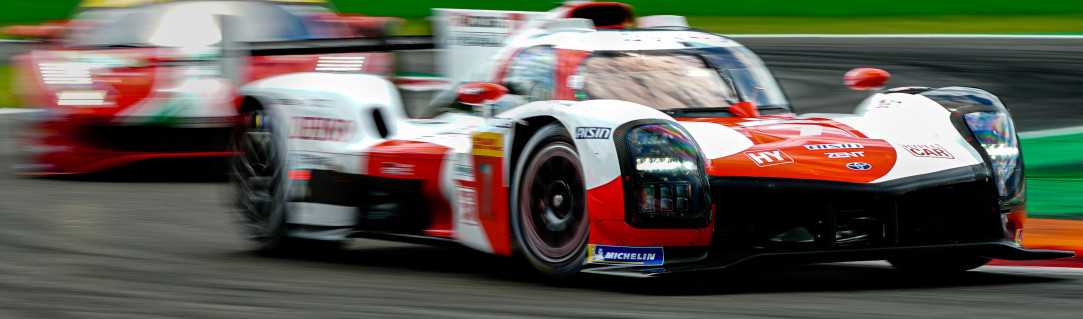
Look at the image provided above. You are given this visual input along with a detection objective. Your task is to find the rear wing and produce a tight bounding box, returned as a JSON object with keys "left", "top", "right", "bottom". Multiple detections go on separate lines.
{"left": 431, "top": 8, "right": 550, "bottom": 83}
{"left": 217, "top": 6, "right": 440, "bottom": 80}
{"left": 241, "top": 36, "right": 436, "bottom": 56}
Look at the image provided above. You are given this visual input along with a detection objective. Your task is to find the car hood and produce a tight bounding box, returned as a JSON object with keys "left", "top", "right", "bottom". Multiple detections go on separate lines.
{"left": 677, "top": 116, "right": 983, "bottom": 183}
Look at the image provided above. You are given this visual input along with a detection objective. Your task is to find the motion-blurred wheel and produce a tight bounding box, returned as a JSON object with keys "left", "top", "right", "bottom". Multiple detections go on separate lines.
{"left": 512, "top": 124, "right": 589, "bottom": 278}
{"left": 229, "top": 110, "right": 339, "bottom": 254}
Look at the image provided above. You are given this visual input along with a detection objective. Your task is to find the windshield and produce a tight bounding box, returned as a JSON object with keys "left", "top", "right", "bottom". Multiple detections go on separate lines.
{"left": 577, "top": 47, "right": 790, "bottom": 114}
{"left": 72, "top": 1, "right": 313, "bottom": 48}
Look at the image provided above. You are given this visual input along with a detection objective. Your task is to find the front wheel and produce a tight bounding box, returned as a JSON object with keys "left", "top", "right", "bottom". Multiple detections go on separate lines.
{"left": 512, "top": 124, "right": 590, "bottom": 278}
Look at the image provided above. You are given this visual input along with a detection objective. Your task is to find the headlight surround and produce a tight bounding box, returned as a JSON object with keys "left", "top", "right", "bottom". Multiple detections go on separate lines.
{"left": 963, "top": 111, "right": 1022, "bottom": 199}
{"left": 617, "top": 122, "right": 711, "bottom": 228}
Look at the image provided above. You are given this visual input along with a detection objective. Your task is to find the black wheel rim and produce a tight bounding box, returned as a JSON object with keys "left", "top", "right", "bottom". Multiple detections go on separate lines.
{"left": 230, "top": 111, "right": 284, "bottom": 240}
{"left": 519, "top": 143, "right": 588, "bottom": 263}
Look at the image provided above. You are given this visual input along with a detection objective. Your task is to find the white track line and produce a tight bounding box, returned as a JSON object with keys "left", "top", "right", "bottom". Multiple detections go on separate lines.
{"left": 728, "top": 34, "right": 1083, "bottom": 39}
{"left": 981, "top": 265, "right": 1083, "bottom": 275}
{"left": 839, "top": 261, "right": 1083, "bottom": 275}
{"left": 0, "top": 109, "right": 38, "bottom": 115}
{"left": 1020, "top": 125, "right": 1083, "bottom": 139}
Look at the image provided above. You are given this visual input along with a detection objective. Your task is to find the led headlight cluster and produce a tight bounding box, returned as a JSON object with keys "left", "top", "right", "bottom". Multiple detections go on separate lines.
{"left": 963, "top": 111, "right": 1022, "bottom": 199}
{"left": 618, "top": 122, "right": 711, "bottom": 228}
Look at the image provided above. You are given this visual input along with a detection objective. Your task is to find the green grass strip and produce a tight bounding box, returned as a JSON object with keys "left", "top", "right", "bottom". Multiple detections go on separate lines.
{"left": 685, "top": 15, "right": 1083, "bottom": 35}
{"left": 1023, "top": 133, "right": 1083, "bottom": 217}
{"left": 0, "top": 65, "right": 20, "bottom": 108}
{"left": 331, "top": 0, "right": 1083, "bottom": 17}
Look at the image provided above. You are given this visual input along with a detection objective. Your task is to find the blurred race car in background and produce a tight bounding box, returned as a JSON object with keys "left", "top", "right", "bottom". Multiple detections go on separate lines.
{"left": 5, "top": 0, "right": 406, "bottom": 174}
{"left": 228, "top": 1, "right": 1072, "bottom": 277}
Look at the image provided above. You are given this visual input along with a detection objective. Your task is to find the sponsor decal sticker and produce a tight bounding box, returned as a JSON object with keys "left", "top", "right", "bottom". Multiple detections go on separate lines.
{"left": 826, "top": 151, "right": 866, "bottom": 159}
{"left": 846, "top": 162, "right": 873, "bottom": 171}
{"left": 902, "top": 144, "right": 954, "bottom": 159}
{"left": 456, "top": 187, "right": 479, "bottom": 226}
{"left": 877, "top": 99, "right": 902, "bottom": 109}
{"left": 289, "top": 116, "right": 354, "bottom": 141}
{"left": 379, "top": 162, "right": 415, "bottom": 176}
{"left": 744, "top": 149, "right": 794, "bottom": 167}
{"left": 292, "top": 153, "right": 343, "bottom": 170}
{"left": 489, "top": 117, "right": 515, "bottom": 129}
{"left": 587, "top": 244, "right": 664, "bottom": 266}
{"left": 472, "top": 132, "right": 504, "bottom": 157}
{"left": 575, "top": 127, "right": 612, "bottom": 139}
{"left": 441, "top": 11, "right": 538, "bottom": 47}
{"left": 452, "top": 163, "right": 474, "bottom": 181}
{"left": 804, "top": 143, "right": 864, "bottom": 150}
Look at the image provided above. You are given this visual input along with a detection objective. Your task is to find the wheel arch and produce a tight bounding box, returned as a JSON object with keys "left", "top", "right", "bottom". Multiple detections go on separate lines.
{"left": 238, "top": 95, "right": 267, "bottom": 113}
{"left": 508, "top": 116, "right": 564, "bottom": 185}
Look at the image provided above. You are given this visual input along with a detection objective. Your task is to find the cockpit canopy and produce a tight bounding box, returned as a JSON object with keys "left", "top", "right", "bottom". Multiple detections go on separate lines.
{"left": 576, "top": 47, "right": 790, "bottom": 115}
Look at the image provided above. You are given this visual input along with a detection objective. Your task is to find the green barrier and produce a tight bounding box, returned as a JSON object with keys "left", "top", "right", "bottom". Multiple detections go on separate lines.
{"left": 333, "top": 0, "right": 1083, "bottom": 17}
{"left": 1023, "top": 132, "right": 1083, "bottom": 217}
{"left": 7, "top": 0, "right": 1083, "bottom": 23}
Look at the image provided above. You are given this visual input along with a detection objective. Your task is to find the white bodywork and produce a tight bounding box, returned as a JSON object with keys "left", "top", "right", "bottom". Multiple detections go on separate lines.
{"left": 235, "top": 5, "right": 995, "bottom": 255}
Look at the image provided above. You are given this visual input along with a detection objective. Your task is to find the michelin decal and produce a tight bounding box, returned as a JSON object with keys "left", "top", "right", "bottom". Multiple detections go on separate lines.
{"left": 587, "top": 244, "right": 664, "bottom": 266}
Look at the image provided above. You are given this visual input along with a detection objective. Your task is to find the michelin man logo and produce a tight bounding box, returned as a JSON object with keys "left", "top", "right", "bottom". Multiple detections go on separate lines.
{"left": 595, "top": 248, "right": 605, "bottom": 261}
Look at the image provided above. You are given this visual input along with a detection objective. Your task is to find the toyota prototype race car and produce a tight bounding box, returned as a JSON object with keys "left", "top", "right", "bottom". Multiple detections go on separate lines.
{"left": 228, "top": 1, "right": 1072, "bottom": 277}
{"left": 6, "top": 0, "right": 409, "bottom": 174}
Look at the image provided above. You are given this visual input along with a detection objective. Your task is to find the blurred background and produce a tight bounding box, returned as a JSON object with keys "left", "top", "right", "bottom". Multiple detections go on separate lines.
{"left": 0, "top": 0, "right": 1081, "bottom": 317}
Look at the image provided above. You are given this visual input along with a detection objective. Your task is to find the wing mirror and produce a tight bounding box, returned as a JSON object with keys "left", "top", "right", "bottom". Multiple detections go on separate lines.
{"left": 844, "top": 68, "right": 891, "bottom": 91}
{"left": 455, "top": 82, "right": 515, "bottom": 117}
{"left": 455, "top": 82, "right": 508, "bottom": 105}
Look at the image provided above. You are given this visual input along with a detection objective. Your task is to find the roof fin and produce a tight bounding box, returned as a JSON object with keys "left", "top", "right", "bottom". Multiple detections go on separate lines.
{"left": 637, "top": 15, "right": 689, "bottom": 29}
{"left": 542, "top": 18, "right": 596, "bottom": 32}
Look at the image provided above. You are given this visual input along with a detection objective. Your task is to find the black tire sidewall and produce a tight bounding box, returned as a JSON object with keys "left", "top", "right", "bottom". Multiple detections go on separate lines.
{"left": 510, "top": 123, "right": 589, "bottom": 278}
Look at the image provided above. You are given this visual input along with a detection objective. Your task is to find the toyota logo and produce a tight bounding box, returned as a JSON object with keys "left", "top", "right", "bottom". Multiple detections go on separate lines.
{"left": 846, "top": 162, "right": 873, "bottom": 171}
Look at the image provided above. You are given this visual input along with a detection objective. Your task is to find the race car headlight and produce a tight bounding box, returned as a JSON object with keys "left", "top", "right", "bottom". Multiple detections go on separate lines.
{"left": 963, "top": 111, "right": 1022, "bottom": 199}
{"left": 617, "top": 122, "right": 711, "bottom": 228}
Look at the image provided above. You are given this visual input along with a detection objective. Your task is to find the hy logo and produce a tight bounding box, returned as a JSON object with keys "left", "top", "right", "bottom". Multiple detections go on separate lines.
{"left": 576, "top": 127, "right": 611, "bottom": 139}
{"left": 744, "top": 149, "right": 795, "bottom": 167}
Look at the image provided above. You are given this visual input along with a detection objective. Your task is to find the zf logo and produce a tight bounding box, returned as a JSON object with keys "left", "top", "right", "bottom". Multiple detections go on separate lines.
{"left": 744, "top": 149, "right": 794, "bottom": 167}
{"left": 575, "top": 127, "right": 612, "bottom": 139}
{"left": 826, "top": 151, "right": 865, "bottom": 158}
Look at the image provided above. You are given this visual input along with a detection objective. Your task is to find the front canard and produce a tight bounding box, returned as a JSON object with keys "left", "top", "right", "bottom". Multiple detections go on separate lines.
{"left": 587, "top": 244, "right": 664, "bottom": 266}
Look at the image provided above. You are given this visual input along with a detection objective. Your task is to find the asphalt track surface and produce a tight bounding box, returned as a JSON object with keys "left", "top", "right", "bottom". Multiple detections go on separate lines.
{"left": 2, "top": 38, "right": 1083, "bottom": 318}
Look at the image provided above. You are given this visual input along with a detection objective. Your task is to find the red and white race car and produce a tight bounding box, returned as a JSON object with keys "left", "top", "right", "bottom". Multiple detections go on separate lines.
{"left": 229, "top": 1, "right": 1071, "bottom": 277}
{"left": 7, "top": 0, "right": 406, "bottom": 174}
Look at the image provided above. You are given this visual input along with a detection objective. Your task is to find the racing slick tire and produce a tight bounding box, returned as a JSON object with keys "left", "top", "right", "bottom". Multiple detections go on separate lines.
{"left": 229, "top": 109, "right": 340, "bottom": 255}
{"left": 889, "top": 255, "right": 991, "bottom": 273}
{"left": 511, "top": 123, "right": 590, "bottom": 278}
